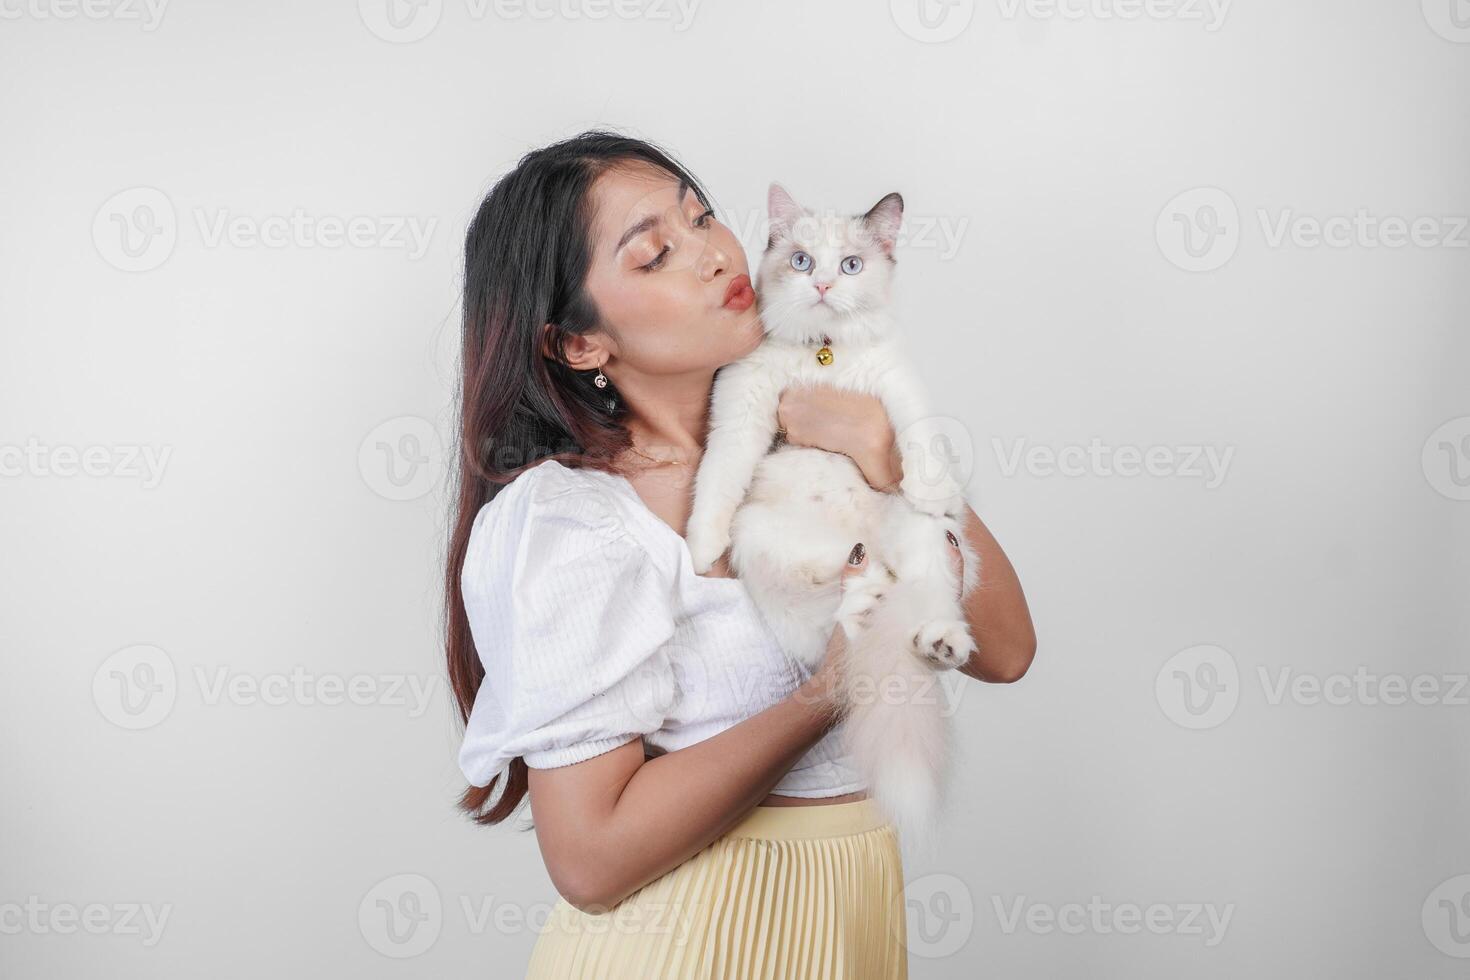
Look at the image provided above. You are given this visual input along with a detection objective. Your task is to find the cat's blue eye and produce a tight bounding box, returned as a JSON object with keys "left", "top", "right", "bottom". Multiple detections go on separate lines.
{"left": 790, "top": 251, "right": 813, "bottom": 273}
{"left": 840, "top": 255, "right": 863, "bottom": 275}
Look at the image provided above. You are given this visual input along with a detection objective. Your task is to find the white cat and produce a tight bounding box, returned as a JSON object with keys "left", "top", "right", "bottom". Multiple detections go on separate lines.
{"left": 685, "top": 183, "right": 982, "bottom": 846}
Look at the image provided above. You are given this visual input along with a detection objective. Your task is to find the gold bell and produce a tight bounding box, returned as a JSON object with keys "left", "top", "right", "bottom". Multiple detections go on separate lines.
{"left": 815, "top": 335, "right": 833, "bottom": 366}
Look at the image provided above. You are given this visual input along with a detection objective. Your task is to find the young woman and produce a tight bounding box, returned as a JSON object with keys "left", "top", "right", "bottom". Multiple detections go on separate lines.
{"left": 445, "top": 130, "right": 1036, "bottom": 978}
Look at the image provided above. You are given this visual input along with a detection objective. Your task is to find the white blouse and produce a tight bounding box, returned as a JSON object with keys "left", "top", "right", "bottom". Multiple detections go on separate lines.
{"left": 457, "top": 458, "right": 863, "bottom": 798}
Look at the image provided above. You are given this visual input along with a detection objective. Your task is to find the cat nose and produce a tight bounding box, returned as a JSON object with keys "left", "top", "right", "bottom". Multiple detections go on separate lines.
{"left": 815, "top": 282, "right": 832, "bottom": 297}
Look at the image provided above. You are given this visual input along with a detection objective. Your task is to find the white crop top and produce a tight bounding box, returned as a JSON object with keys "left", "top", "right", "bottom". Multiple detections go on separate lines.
{"left": 457, "top": 458, "right": 864, "bottom": 798}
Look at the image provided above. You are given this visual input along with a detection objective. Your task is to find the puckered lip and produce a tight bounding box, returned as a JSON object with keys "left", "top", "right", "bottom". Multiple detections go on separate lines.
{"left": 722, "top": 274, "right": 753, "bottom": 307}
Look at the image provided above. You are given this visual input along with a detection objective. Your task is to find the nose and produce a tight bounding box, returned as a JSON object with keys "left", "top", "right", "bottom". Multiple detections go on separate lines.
{"left": 696, "top": 238, "right": 730, "bottom": 283}
{"left": 815, "top": 282, "right": 832, "bottom": 298}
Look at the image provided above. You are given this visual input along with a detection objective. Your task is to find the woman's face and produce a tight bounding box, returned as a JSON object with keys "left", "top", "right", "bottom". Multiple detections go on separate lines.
{"left": 579, "top": 164, "right": 763, "bottom": 378}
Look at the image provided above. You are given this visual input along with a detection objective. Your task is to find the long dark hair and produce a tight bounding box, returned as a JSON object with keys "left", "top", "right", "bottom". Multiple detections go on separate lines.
{"left": 446, "top": 130, "right": 712, "bottom": 826}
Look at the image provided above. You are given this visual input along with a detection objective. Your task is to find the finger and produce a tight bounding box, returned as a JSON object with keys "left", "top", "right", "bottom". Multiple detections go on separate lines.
{"left": 945, "top": 528, "right": 964, "bottom": 598}
{"left": 841, "top": 541, "right": 867, "bottom": 589}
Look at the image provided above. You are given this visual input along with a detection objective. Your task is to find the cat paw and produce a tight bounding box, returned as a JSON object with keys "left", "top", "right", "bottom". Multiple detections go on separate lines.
{"left": 911, "top": 619, "right": 976, "bottom": 671}
{"left": 835, "top": 572, "right": 887, "bottom": 635}
{"left": 685, "top": 524, "right": 730, "bottom": 575}
{"left": 900, "top": 474, "right": 965, "bottom": 518}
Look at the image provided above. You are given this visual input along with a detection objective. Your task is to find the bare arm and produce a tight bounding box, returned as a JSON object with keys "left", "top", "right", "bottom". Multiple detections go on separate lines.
{"left": 858, "top": 436, "right": 1037, "bottom": 683}
{"left": 772, "top": 386, "right": 1038, "bottom": 682}
{"left": 949, "top": 500, "right": 1037, "bottom": 683}
{"left": 526, "top": 551, "right": 867, "bottom": 913}
{"left": 527, "top": 671, "right": 839, "bottom": 912}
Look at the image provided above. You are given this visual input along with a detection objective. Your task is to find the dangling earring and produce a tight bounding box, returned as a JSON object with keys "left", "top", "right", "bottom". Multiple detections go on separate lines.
{"left": 593, "top": 362, "right": 608, "bottom": 389}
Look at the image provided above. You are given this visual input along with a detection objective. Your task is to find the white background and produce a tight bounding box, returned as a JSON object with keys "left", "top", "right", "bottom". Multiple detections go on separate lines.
{"left": 2, "top": 0, "right": 1468, "bottom": 976}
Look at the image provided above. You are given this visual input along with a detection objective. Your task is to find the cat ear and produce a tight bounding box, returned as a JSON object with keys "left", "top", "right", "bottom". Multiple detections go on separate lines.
{"left": 767, "top": 182, "right": 805, "bottom": 241}
{"left": 861, "top": 192, "right": 904, "bottom": 256}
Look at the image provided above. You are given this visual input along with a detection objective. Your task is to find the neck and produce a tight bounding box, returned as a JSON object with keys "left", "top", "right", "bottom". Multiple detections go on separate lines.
{"left": 615, "top": 368, "right": 715, "bottom": 455}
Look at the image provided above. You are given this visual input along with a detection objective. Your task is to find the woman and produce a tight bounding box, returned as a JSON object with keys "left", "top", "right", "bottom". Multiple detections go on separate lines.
{"left": 445, "top": 130, "right": 1036, "bottom": 978}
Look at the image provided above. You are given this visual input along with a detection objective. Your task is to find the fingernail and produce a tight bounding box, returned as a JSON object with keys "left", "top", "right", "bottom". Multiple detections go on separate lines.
{"left": 945, "top": 530, "right": 959, "bottom": 548}
{"left": 848, "top": 542, "right": 866, "bottom": 565}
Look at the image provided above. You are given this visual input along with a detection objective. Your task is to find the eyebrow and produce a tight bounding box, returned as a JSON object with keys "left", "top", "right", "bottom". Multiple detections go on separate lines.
{"left": 614, "top": 177, "right": 692, "bottom": 255}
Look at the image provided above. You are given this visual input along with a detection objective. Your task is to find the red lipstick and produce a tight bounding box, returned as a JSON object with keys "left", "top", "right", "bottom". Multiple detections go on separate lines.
{"left": 722, "top": 274, "right": 755, "bottom": 312}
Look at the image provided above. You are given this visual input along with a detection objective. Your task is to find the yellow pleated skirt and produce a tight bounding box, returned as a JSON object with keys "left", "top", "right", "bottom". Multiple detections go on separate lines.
{"left": 523, "top": 797, "right": 909, "bottom": 979}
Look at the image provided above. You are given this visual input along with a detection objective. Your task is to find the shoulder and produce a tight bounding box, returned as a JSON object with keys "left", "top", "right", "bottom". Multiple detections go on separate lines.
{"left": 473, "top": 457, "right": 615, "bottom": 526}
{"left": 463, "top": 459, "right": 678, "bottom": 591}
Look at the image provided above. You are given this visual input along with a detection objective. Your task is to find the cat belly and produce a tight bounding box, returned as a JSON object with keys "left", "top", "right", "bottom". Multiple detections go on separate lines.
{"left": 728, "top": 446, "right": 888, "bottom": 667}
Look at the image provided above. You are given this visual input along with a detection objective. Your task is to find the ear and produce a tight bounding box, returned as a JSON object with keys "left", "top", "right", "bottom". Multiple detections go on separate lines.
{"left": 540, "top": 323, "right": 608, "bottom": 373}
{"left": 861, "top": 192, "right": 904, "bottom": 257}
{"left": 767, "top": 182, "right": 805, "bottom": 241}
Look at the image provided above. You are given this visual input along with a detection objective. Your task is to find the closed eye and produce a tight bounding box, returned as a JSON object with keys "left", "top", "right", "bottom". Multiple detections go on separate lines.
{"left": 642, "top": 245, "right": 670, "bottom": 271}
{"left": 643, "top": 208, "right": 715, "bottom": 270}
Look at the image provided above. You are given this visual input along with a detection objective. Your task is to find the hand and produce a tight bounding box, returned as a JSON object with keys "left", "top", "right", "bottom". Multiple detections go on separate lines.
{"left": 793, "top": 542, "right": 870, "bottom": 724}
{"left": 945, "top": 527, "right": 965, "bottom": 601}
{"left": 777, "top": 386, "right": 902, "bottom": 492}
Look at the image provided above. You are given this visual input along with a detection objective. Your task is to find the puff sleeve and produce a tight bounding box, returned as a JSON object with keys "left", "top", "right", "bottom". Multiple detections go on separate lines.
{"left": 457, "top": 470, "right": 680, "bottom": 787}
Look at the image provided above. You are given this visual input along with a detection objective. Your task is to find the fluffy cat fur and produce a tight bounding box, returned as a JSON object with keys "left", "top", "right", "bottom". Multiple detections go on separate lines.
{"left": 684, "top": 183, "right": 981, "bottom": 849}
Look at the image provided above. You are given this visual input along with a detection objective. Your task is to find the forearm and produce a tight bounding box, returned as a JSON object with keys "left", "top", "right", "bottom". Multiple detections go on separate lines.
{"left": 579, "top": 677, "right": 841, "bottom": 910}
{"left": 954, "top": 502, "right": 1036, "bottom": 682}
{"left": 853, "top": 437, "right": 1036, "bottom": 682}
